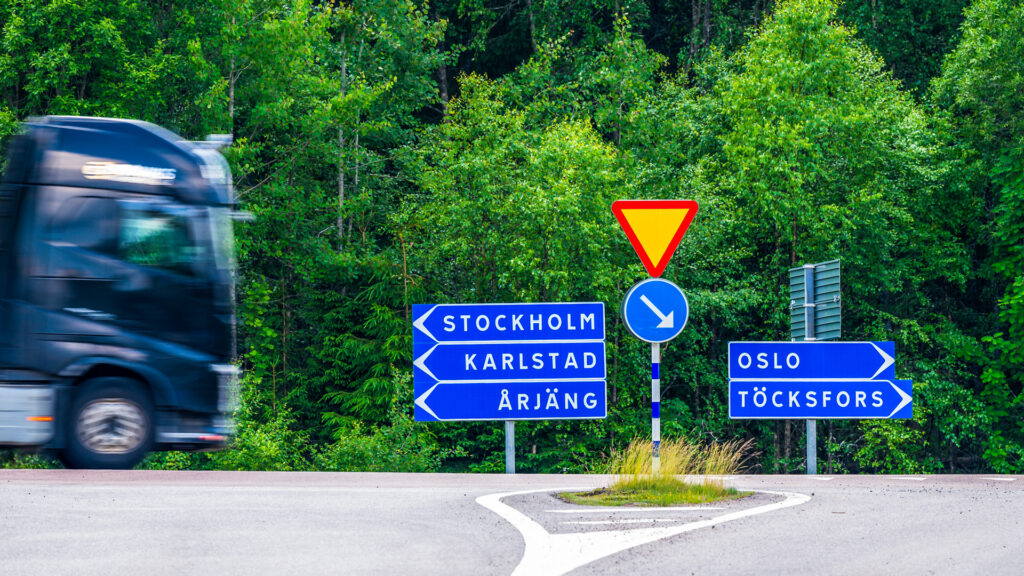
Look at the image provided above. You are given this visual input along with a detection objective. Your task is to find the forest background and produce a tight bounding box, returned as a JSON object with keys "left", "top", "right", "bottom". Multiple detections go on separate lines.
{"left": 0, "top": 0, "right": 1021, "bottom": 474}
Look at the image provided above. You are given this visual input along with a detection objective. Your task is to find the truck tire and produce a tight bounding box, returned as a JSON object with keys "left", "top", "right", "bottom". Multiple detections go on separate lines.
{"left": 58, "top": 378, "right": 154, "bottom": 469}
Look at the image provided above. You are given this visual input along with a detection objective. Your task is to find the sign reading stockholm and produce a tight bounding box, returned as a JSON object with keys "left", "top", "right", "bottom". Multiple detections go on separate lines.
{"left": 413, "top": 303, "right": 606, "bottom": 421}
{"left": 728, "top": 341, "right": 912, "bottom": 420}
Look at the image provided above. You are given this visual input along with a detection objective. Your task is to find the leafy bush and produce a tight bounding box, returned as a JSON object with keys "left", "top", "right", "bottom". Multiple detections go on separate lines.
{"left": 0, "top": 451, "right": 57, "bottom": 469}
{"left": 854, "top": 397, "right": 942, "bottom": 473}
{"left": 314, "top": 410, "right": 450, "bottom": 472}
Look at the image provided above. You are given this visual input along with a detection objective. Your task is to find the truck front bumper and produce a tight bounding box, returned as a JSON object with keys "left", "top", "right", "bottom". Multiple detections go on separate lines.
{"left": 0, "top": 385, "right": 56, "bottom": 446}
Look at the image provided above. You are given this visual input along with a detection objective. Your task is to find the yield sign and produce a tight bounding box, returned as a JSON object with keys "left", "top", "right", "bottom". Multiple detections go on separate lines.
{"left": 612, "top": 199, "right": 699, "bottom": 277}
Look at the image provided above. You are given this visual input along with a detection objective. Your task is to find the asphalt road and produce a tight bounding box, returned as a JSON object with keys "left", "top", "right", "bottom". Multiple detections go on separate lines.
{"left": 1, "top": 471, "right": 1021, "bottom": 575}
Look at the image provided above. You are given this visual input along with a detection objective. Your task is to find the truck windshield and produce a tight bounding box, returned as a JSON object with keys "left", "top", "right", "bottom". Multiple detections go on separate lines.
{"left": 119, "top": 202, "right": 202, "bottom": 276}
{"left": 208, "top": 207, "right": 236, "bottom": 275}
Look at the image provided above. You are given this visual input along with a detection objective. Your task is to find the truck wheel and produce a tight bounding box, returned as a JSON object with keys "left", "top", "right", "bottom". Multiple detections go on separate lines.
{"left": 58, "top": 378, "right": 154, "bottom": 469}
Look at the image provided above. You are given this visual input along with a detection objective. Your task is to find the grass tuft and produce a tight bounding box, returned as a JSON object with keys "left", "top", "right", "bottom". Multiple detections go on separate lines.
{"left": 560, "top": 437, "right": 755, "bottom": 507}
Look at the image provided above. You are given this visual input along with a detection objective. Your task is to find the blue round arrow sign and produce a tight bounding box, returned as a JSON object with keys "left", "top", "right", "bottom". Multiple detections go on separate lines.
{"left": 622, "top": 278, "right": 689, "bottom": 343}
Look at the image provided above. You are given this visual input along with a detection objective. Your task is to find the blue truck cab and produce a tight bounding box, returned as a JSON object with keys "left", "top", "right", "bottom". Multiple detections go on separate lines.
{"left": 0, "top": 116, "right": 239, "bottom": 468}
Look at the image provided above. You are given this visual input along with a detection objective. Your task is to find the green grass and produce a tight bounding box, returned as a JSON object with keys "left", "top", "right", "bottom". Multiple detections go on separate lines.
{"left": 559, "top": 437, "right": 754, "bottom": 507}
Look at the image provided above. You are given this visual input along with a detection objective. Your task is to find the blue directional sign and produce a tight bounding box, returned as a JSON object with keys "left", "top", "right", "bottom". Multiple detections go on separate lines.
{"left": 413, "top": 302, "right": 606, "bottom": 422}
{"left": 413, "top": 303, "right": 604, "bottom": 343}
{"left": 728, "top": 340, "right": 912, "bottom": 420}
{"left": 415, "top": 380, "right": 606, "bottom": 421}
{"left": 729, "top": 341, "right": 896, "bottom": 381}
{"left": 621, "top": 278, "right": 689, "bottom": 343}
{"left": 414, "top": 341, "right": 605, "bottom": 382}
{"left": 729, "top": 379, "right": 913, "bottom": 419}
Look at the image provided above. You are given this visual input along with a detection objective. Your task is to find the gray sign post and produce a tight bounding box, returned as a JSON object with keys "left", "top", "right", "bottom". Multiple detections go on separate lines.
{"left": 505, "top": 421, "right": 515, "bottom": 474}
{"left": 789, "top": 260, "right": 841, "bottom": 475}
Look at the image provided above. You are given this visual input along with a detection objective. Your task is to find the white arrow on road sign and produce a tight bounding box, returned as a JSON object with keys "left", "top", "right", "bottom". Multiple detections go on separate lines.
{"left": 415, "top": 383, "right": 441, "bottom": 420}
{"left": 412, "top": 305, "right": 438, "bottom": 342}
{"left": 887, "top": 380, "right": 912, "bottom": 418}
{"left": 639, "top": 294, "right": 674, "bottom": 329}
{"left": 413, "top": 345, "right": 439, "bottom": 381}
{"left": 869, "top": 342, "right": 895, "bottom": 380}
{"left": 621, "top": 278, "right": 689, "bottom": 343}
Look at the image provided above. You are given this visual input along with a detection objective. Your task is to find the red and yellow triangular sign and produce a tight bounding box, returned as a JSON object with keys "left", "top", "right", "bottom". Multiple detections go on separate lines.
{"left": 612, "top": 199, "right": 699, "bottom": 277}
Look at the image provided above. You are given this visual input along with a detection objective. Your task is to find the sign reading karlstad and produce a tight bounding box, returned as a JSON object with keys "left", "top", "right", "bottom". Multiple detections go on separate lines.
{"left": 413, "top": 303, "right": 606, "bottom": 422}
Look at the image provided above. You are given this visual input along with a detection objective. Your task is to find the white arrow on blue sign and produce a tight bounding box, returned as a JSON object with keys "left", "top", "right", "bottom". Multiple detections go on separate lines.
{"left": 621, "top": 278, "right": 689, "bottom": 343}
{"left": 728, "top": 379, "right": 912, "bottom": 419}
{"left": 412, "top": 302, "right": 607, "bottom": 422}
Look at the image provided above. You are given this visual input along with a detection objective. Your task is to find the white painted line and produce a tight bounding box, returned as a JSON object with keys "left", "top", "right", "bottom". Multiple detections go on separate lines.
{"left": 981, "top": 477, "right": 1016, "bottom": 482}
{"left": 894, "top": 477, "right": 926, "bottom": 481}
{"left": 809, "top": 477, "right": 834, "bottom": 481}
{"left": 564, "top": 519, "right": 675, "bottom": 526}
{"left": 545, "top": 506, "right": 723, "bottom": 514}
{"left": 478, "top": 488, "right": 811, "bottom": 576}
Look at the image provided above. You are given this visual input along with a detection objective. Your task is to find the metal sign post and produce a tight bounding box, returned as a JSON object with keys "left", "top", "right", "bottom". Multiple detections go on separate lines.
{"left": 505, "top": 421, "right": 515, "bottom": 474}
{"left": 803, "top": 265, "right": 817, "bottom": 475}
{"left": 613, "top": 199, "right": 699, "bottom": 477}
{"left": 621, "top": 278, "right": 689, "bottom": 475}
{"left": 790, "top": 260, "right": 841, "bottom": 475}
{"left": 651, "top": 343, "right": 661, "bottom": 474}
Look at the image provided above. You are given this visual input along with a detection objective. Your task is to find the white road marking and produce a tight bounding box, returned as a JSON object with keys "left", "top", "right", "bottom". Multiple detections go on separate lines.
{"left": 894, "top": 477, "right": 926, "bottom": 481}
{"left": 809, "top": 477, "right": 835, "bottom": 481}
{"left": 564, "top": 519, "right": 675, "bottom": 526}
{"left": 545, "top": 506, "right": 723, "bottom": 514}
{"left": 477, "top": 488, "right": 811, "bottom": 576}
{"left": 981, "top": 477, "right": 1016, "bottom": 482}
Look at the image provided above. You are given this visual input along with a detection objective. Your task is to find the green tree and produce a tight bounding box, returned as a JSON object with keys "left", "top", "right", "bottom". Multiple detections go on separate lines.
{"left": 838, "top": 0, "right": 970, "bottom": 93}
{"left": 932, "top": 0, "right": 1024, "bottom": 472}
{"left": 0, "top": 0, "right": 233, "bottom": 135}
{"left": 699, "top": 0, "right": 966, "bottom": 471}
{"left": 404, "top": 74, "right": 640, "bottom": 470}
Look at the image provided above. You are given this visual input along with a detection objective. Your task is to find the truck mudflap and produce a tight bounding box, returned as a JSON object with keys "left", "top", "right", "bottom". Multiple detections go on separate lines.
{"left": 156, "top": 363, "right": 240, "bottom": 451}
{"left": 0, "top": 385, "right": 56, "bottom": 446}
{"left": 155, "top": 408, "right": 234, "bottom": 451}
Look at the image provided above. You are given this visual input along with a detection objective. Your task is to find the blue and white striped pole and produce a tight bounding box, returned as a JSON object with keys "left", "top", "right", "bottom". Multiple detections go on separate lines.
{"left": 652, "top": 342, "right": 661, "bottom": 475}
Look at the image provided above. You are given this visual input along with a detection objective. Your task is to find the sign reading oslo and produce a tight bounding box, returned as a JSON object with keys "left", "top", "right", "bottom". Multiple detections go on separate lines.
{"left": 412, "top": 302, "right": 606, "bottom": 422}
{"left": 621, "top": 278, "right": 689, "bottom": 343}
{"left": 728, "top": 341, "right": 896, "bottom": 381}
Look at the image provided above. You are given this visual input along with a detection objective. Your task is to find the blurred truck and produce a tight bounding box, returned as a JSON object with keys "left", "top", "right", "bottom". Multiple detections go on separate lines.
{"left": 0, "top": 116, "right": 239, "bottom": 468}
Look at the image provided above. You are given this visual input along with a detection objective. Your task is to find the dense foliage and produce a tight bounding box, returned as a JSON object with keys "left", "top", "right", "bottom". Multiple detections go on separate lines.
{"left": 1, "top": 0, "right": 1020, "bottom": 473}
